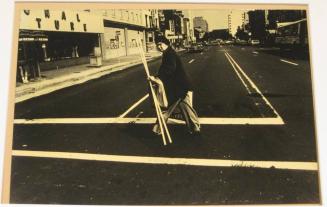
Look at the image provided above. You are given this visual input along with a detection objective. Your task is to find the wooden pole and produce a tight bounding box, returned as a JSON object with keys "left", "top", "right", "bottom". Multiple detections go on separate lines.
{"left": 136, "top": 39, "right": 170, "bottom": 145}
{"left": 137, "top": 39, "right": 173, "bottom": 144}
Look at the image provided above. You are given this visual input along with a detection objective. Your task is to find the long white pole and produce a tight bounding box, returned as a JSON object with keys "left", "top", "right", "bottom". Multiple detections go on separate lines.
{"left": 137, "top": 40, "right": 173, "bottom": 144}
{"left": 136, "top": 39, "right": 170, "bottom": 145}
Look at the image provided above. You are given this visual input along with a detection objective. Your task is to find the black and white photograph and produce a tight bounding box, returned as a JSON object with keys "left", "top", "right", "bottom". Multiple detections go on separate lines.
{"left": 1, "top": 2, "right": 321, "bottom": 205}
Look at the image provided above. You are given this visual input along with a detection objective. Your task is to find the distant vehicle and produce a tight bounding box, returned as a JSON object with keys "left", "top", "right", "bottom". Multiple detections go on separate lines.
{"left": 209, "top": 40, "right": 219, "bottom": 46}
{"left": 249, "top": 39, "right": 260, "bottom": 45}
{"left": 188, "top": 43, "right": 204, "bottom": 52}
{"left": 236, "top": 39, "right": 248, "bottom": 45}
{"left": 202, "top": 41, "right": 209, "bottom": 46}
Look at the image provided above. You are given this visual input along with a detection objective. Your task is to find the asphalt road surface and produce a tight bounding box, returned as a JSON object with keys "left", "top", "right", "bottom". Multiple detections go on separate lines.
{"left": 11, "top": 45, "right": 320, "bottom": 205}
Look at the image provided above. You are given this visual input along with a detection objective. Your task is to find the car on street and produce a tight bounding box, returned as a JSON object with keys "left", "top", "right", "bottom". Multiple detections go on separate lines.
{"left": 235, "top": 39, "right": 248, "bottom": 46}
{"left": 209, "top": 40, "right": 219, "bottom": 46}
{"left": 224, "top": 40, "right": 233, "bottom": 45}
{"left": 188, "top": 43, "right": 204, "bottom": 52}
{"left": 249, "top": 39, "right": 260, "bottom": 46}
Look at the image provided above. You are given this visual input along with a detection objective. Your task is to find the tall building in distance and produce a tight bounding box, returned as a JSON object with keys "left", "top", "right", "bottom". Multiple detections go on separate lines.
{"left": 241, "top": 11, "right": 249, "bottom": 32}
{"left": 248, "top": 10, "right": 266, "bottom": 41}
{"left": 193, "top": 16, "right": 208, "bottom": 32}
{"left": 182, "top": 10, "right": 196, "bottom": 42}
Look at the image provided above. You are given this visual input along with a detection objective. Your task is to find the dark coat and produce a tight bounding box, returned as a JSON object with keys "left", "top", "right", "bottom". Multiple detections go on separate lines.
{"left": 157, "top": 46, "right": 193, "bottom": 105}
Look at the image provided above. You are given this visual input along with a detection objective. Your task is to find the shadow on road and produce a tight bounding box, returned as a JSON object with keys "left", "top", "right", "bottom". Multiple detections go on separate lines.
{"left": 258, "top": 47, "right": 309, "bottom": 61}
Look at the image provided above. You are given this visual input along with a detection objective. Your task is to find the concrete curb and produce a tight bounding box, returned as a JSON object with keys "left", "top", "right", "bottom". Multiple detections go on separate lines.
{"left": 15, "top": 55, "right": 162, "bottom": 103}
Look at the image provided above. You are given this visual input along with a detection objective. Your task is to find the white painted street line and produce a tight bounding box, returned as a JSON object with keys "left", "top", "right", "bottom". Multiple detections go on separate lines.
{"left": 119, "top": 94, "right": 149, "bottom": 118}
{"left": 225, "top": 53, "right": 252, "bottom": 94}
{"left": 280, "top": 59, "right": 299, "bottom": 66}
{"left": 12, "top": 150, "right": 318, "bottom": 171}
{"left": 14, "top": 117, "right": 284, "bottom": 125}
{"left": 225, "top": 52, "right": 284, "bottom": 123}
{"left": 188, "top": 59, "right": 195, "bottom": 63}
{"left": 252, "top": 51, "right": 259, "bottom": 54}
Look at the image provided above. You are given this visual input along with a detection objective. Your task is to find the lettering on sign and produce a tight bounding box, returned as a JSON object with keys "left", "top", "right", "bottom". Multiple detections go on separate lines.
{"left": 24, "top": 10, "right": 30, "bottom": 15}
{"left": 70, "top": 22, "right": 74, "bottom": 31}
{"left": 54, "top": 20, "right": 60, "bottom": 30}
{"left": 44, "top": 10, "right": 50, "bottom": 18}
{"left": 21, "top": 10, "right": 100, "bottom": 33}
{"left": 61, "top": 11, "right": 66, "bottom": 20}
{"left": 35, "top": 18, "right": 42, "bottom": 28}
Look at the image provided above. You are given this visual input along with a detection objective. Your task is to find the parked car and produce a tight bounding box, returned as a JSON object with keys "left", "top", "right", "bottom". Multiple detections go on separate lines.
{"left": 224, "top": 40, "right": 233, "bottom": 45}
{"left": 249, "top": 39, "right": 260, "bottom": 45}
{"left": 209, "top": 40, "right": 219, "bottom": 46}
{"left": 235, "top": 39, "right": 248, "bottom": 45}
{"left": 188, "top": 43, "right": 204, "bottom": 52}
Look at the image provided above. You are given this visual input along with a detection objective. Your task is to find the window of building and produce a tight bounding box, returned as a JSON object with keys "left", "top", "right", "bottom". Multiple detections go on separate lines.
{"left": 149, "top": 16, "right": 153, "bottom": 28}
{"left": 145, "top": 15, "right": 148, "bottom": 27}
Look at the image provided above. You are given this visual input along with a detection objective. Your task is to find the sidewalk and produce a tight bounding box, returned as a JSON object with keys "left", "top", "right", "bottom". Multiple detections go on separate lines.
{"left": 15, "top": 51, "right": 163, "bottom": 103}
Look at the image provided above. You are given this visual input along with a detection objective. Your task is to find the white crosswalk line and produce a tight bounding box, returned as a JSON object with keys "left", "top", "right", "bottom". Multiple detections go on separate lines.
{"left": 14, "top": 117, "right": 284, "bottom": 125}
{"left": 12, "top": 150, "right": 318, "bottom": 171}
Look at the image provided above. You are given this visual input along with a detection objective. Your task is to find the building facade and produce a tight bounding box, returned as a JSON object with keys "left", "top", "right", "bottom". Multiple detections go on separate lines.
{"left": 90, "top": 9, "right": 153, "bottom": 60}
{"left": 193, "top": 16, "right": 208, "bottom": 32}
{"left": 158, "top": 10, "right": 184, "bottom": 48}
{"left": 182, "top": 10, "right": 196, "bottom": 43}
{"left": 18, "top": 9, "right": 104, "bottom": 75}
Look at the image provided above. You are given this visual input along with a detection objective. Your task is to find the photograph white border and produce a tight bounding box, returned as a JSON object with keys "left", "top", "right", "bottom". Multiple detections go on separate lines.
{"left": 1, "top": 0, "right": 326, "bottom": 207}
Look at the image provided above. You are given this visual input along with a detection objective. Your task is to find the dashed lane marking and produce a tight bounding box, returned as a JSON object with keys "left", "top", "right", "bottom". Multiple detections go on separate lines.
{"left": 252, "top": 51, "right": 259, "bottom": 54}
{"left": 280, "top": 59, "right": 299, "bottom": 66}
{"left": 14, "top": 117, "right": 284, "bottom": 125}
{"left": 188, "top": 59, "right": 195, "bottom": 63}
{"left": 12, "top": 150, "right": 318, "bottom": 171}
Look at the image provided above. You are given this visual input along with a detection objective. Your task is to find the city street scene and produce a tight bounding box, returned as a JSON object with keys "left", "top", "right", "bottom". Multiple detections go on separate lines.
{"left": 5, "top": 7, "right": 320, "bottom": 205}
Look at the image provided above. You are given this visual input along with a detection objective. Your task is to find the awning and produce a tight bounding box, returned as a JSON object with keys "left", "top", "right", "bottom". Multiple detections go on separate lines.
{"left": 19, "top": 30, "right": 48, "bottom": 42}
{"left": 277, "top": 19, "right": 306, "bottom": 29}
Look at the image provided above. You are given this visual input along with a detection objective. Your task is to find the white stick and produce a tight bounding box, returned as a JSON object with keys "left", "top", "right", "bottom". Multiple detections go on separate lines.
{"left": 138, "top": 40, "right": 173, "bottom": 144}
{"left": 136, "top": 39, "right": 170, "bottom": 145}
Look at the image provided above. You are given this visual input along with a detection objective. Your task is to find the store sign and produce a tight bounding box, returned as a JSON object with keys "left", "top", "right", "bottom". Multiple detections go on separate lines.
{"left": 20, "top": 10, "right": 104, "bottom": 33}
{"left": 19, "top": 37, "right": 48, "bottom": 42}
{"left": 166, "top": 34, "right": 183, "bottom": 39}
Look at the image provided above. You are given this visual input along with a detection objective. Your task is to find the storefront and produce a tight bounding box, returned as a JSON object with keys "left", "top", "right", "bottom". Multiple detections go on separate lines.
{"left": 103, "top": 27, "right": 126, "bottom": 59}
{"left": 18, "top": 10, "right": 104, "bottom": 75}
{"left": 127, "top": 29, "right": 145, "bottom": 55}
{"left": 17, "top": 30, "right": 48, "bottom": 82}
{"left": 102, "top": 20, "right": 146, "bottom": 60}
